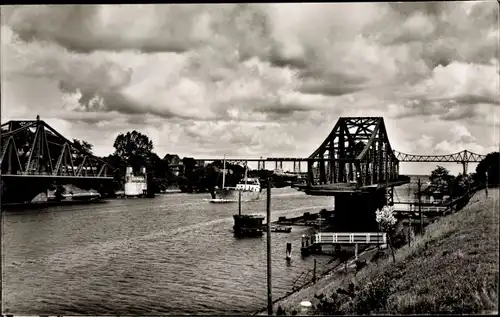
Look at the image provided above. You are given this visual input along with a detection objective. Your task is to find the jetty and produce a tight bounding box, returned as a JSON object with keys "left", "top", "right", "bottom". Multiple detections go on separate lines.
{"left": 300, "top": 232, "right": 387, "bottom": 257}
{"left": 274, "top": 209, "right": 334, "bottom": 227}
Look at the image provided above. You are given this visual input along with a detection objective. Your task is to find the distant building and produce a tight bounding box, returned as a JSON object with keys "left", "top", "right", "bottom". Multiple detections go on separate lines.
{"left": 163, "top": 154, "right": 184, "bottom": 176}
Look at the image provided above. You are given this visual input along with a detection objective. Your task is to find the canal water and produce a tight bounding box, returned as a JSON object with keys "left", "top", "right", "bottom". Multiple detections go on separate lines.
{"left": 3, "top": 178, "right": 428, "bottom": 315}
{"left": 3, "top": 188, "right": 335, "bottom": 315}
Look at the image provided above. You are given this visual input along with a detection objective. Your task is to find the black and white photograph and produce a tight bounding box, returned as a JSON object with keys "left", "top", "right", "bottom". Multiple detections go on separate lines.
{"left": 1, "top": 2, "right": 499, "bottom": 315}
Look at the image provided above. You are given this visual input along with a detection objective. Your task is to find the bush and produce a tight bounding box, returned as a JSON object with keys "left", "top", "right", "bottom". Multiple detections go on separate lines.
{"left": 315, "top": 292, "right": 343, "bottom": 315}
{"left": 351, "top": 276, "right": 391, "bottom": 314}
{"left": 390, "top": 221, "right": 408, "bottom": 248}
{"left": 276, "top": 305, "right": 285, "bottom": 315}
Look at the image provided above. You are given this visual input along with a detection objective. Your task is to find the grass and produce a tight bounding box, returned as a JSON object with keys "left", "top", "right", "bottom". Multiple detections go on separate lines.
{"left": 278, "top": 188, "right": 499, "bottom": 315}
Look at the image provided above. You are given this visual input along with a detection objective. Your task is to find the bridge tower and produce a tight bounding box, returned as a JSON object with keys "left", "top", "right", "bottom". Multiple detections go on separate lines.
{"left": 304, "top": 117, "right": 409, "bottom": 231}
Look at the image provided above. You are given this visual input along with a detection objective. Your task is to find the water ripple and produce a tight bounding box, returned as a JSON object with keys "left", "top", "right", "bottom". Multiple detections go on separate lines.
{"left": 4, "top": 189, "right": 337, "bottom": 314}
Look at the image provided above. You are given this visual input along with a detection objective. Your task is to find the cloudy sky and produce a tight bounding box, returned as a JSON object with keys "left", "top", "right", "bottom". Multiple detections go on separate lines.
{"left": 1, "top": 3, "right": 499, "bottom": 174}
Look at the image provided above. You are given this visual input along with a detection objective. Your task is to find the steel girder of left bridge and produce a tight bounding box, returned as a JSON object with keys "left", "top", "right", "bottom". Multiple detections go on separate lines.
{"left": 307, "top": 117, "right": 403, "bottom": 189}
{"left": 1, "top": 119, "right": 114, "bottom": 204}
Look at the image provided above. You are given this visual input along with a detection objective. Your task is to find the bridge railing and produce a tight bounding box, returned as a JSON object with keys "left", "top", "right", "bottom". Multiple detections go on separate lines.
{"left": 395, "top": 205, "right": 449, "bottom": 214}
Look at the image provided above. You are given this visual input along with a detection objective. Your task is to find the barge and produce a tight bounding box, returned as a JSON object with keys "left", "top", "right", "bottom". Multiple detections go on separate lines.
{"left": 233, "top": 214, "right": 265, "bottom": 237}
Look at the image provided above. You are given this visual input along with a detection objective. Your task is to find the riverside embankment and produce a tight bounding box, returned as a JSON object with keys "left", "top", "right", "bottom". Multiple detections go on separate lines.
{"left": 264, "top": 188, "right": 498, "bottom": 315}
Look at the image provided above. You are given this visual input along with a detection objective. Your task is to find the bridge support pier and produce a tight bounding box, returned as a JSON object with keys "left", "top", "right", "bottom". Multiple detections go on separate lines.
{"left": 332, "top": 189, "right": 387, "bottom": 232}
{"left": 293, "top": 161, "right": 301, "bottom": 173}
{"left": 460, "top": 161, "right": 468, "bottom": 175}
{"left": 258, "top": 160, "right": 266, "bottom": 170}
{"left": 274, "top": 161, "right": 283, "bottom": 170}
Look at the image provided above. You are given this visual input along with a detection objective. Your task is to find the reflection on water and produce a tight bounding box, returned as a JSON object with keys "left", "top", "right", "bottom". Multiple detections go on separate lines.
{"left": 3, "top": 188, "right": 335, "bottom": 315}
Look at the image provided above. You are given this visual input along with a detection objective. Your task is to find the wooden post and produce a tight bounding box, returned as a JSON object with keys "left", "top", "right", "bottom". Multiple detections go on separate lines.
{"left": 449, "top": 180, "right": 454, "bottom": 213}
{"left": 354, "top": 243, "right": 358, "bottom": 261}
{"left": 418, "top": 178, "right": 423, "bottom": 234}
{"left": 266, "top": 178, "right": 272, "bottom": 316}
{"left": 238, "top": 190, "right": 242, "bottom": 216}
{"left": 312, "top": 259, "right": 317, "bottom": 283}
{"left": 388, "top": 234, "right": 396, "bottom": 263}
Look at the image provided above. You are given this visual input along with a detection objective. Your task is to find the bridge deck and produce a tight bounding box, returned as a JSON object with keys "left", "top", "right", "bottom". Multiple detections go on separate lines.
{"left": 1, "top": 174, "right": 113, "bottom": 180}
{"left": 299, "top": 179, "right": 410, "bottom": 195}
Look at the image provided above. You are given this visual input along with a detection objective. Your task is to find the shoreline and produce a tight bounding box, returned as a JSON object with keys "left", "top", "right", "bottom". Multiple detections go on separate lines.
{"left": 257, "top": 188, "right": 497, "bottom": 315}
{"left": 253, "top": 245, "right": 382, "bottom": 315}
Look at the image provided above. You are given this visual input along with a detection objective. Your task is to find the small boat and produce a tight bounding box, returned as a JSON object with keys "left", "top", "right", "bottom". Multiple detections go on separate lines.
{"left": 208, "top": 156, "right": 262, "bottom": 203}
{"left": 271, "top": 226, "right": 292, "bottom": 233}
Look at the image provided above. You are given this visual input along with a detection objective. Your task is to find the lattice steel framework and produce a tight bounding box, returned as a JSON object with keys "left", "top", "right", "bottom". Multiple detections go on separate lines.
{"left": 394, "top": 150, "right": 487, "bottom": 175}
{"left": 394, "top": 150, "right": 486, "bottom": 163}
{"left": 0, "top": 119, "right": 112, "bottom": 177}
{"left": 307, "top": 117, "right": 400, "bottom": 186}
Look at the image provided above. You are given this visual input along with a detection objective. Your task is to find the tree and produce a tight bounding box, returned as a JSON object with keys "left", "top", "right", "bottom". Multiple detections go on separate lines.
{"left": 102, "top": 153, "right": 127, "bottom": 191}
{"left": 451, "top": 173, "right": 471, "bottom": 198}
{"left": 113, "top": 130, "right": 154, "bottom": 170}
{"left": 72, "top": 138, "right": 94, "bottom": 155}
{"left": 475, "top": 152, "right": 499, "bottom": 187}
{"left": 375, "top": 205, "right": 397, "bottom": 263}
{"left": 428, "top": 165, "right": 454, "bottom": 194}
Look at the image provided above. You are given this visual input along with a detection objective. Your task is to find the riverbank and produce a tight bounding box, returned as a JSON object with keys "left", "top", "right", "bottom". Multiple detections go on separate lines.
{"left": 260, "top": 188, "right": 498, "bottom": 315}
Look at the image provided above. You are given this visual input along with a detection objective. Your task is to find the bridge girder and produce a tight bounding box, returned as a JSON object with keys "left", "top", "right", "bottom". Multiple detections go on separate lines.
{"left": 307, "top": 117, "right": 400, "bottom": 186}
{"left": 394, "top": 149, "right": 486, "bottom": 163}
{"left": 0, "top": 119, "right": 113, "bottom": 178}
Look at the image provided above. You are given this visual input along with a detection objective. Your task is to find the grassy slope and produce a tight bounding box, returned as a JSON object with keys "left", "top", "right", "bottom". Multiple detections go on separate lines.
{"left": 281, "top": 189, "right": 498, "bottom": 315}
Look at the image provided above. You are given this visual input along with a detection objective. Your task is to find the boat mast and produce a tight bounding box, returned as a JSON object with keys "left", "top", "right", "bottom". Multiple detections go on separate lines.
{"left": 222, "top": 155, "right": 226, "bottom": 189}
{"left": 244, "top": 163, "right": 248, "bottom": 185}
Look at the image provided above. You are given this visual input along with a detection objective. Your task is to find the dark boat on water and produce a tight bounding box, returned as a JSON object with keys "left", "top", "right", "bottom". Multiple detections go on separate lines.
{"left": 271, "top": 225, "right": 292, "bottom": 233}
{"left": 2, "top": 196, "right": 105, "bottom": 211}
{"left": 233, "top": 214, "right": 265, "bottom": 237}
{"left": 1, "top": 189, "right": 105, "bottom": 211}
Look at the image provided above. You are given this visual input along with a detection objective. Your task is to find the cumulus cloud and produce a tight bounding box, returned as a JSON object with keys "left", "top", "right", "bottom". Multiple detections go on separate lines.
{"left": 1, "top": 3, "right": 498, "bottom": 171}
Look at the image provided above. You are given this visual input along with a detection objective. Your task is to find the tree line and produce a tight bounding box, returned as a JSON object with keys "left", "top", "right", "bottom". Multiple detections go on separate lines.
{"left": 74, "top": 130, "right": 281, "bottom": 194}
{"left": 425, "top": 151, "right": 499, "bottom": 198}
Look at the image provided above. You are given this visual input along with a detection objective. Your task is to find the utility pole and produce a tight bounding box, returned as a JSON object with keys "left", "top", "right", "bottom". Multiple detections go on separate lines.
{"left": 408, "top": 182, "right": 412, "bottom": 245}
{"left": 238, "top": 190, "right": 242, "bottom": 216}
{"left": 486, "top": 171, "right": 489, "bottom": 198}
{"left": 417, "top": 178, "right": 423, "bottom": 234}
{"left": 266, "top": 178, "right": 273, "bottom": 315}
{"left": 312, "top": 259, "right": 317, "bottom": 284}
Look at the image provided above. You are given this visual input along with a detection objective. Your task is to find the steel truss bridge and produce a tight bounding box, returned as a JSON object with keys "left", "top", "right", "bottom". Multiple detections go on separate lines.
{"left": 197, "top": 119, "right": 486, "bottom": 178}
{"left": 1, "top": 119, "right": 114, "bottom": 204}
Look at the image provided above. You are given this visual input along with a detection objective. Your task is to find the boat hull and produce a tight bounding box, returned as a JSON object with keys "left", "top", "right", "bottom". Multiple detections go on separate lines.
{"left": 213, "top": 188, "right": 261, "bottom": 202}
{"left": 204, "top": 198, "right": 237, "bottom": 204}
{"left": 233, "top": 214, "right": 265, "bottom": 237}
